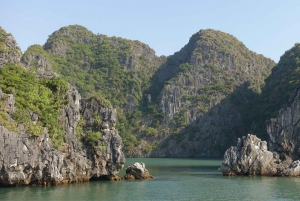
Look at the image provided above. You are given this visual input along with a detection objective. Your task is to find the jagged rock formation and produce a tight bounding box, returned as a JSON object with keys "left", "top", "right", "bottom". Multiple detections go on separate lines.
{"left": 219, "top": 133, "right": 300, "bottom": 177}
{"left": 267, "top": 86, "right": 300, "bottom": 161}
{"left": 0, "top": 86, "right": 125, "bottom": 186}
{"left": 21, "top": 25, "right": 166, "bottom": 155}
{"left": 21, "top": 25, "right": 277, "bottom": 157}
{"left": 219, "top": 134, "right": 279, "bottom": 176}
{"left": 0, "top": 27, "right": 22, "bottom": 68}
{"left": 0, "top": 29, "right": 125, "bottom": 186}
{"left": 80, "top": 97, "right": 125, "bottom": 177}
{"left": 21, "top": 45, "right": 57, "bottom": 78}
{"left": 220, "top": 79, "right": 300, "bottom": 176}
{"left": 124, "top": 162, "right": 153, "bottom": 180}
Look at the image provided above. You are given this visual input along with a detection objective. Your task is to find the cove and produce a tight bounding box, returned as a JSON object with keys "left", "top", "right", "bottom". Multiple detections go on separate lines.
{"left": 1, "top": 158, "right": 300, "bottom": 200}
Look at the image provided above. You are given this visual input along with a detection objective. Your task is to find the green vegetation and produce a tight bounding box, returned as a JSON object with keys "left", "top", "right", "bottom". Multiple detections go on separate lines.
{"left": 32, "top": 25, "right": 160, "bottom": 152}
{"left": 0, "top": 63, "right": 69, "bottom": 147}
{"left": 243, "top": 43, "right": 300, "bottom": 139}
{"left": 144, "top": 127, "right": 158, "bottom": 137}
{"left": 84, "top": 130, "right": 102, "bottom": 146}
{"left": 21, "top": 45, "right": 54, "bottom": 70}
{"left": 15, "top": 25, "right": 278, "bottom": 156}
{"left": 0, "top": 27, "right": 8, "bottom": 52}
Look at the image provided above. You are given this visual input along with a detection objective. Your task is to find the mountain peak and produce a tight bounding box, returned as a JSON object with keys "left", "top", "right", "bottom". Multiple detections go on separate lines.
{"left": 0, "top": 27, "right": 22, "bottom": 67}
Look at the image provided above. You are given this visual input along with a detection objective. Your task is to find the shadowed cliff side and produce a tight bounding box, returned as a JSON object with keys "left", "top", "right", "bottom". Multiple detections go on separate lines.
{"left": 220, "top": 43, "right": 300, "bottom": 176}
{"left": 139, "top": 29, "right": 275, "bottom": 157}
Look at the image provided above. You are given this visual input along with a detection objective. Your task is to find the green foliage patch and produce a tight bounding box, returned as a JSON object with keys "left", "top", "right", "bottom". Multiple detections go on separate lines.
{"left": 0, "top": 63, "right": 69, "bottom": 147}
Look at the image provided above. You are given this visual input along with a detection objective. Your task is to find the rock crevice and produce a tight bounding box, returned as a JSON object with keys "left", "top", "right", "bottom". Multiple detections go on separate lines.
{"left": 0, "top": 87, "right": 125, "bottom": 186}
{"left": 220, "top": 87, "right": 300, "bottom": 176}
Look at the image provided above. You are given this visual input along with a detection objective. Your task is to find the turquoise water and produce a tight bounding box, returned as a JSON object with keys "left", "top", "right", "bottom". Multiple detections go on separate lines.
{"left": 1, "top": 158, "right": 300, "bottom": 200}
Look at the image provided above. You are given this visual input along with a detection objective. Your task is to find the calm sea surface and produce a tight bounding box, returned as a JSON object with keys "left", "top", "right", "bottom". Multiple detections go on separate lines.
{"left": 1, "top": 158, "right": 300, "bottom": 200}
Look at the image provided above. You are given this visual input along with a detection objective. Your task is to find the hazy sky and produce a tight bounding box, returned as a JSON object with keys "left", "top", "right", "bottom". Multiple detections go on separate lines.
{"left": 1, "top": 0, "right": 299, "bottom": 62}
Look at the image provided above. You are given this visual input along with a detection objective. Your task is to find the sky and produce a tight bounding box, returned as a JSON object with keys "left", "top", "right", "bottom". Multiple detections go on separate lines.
{"left": 1, "top": 0, "right": 300, "bottom": 62}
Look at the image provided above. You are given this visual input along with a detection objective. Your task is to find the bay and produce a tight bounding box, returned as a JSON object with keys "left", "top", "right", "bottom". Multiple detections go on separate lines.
{"left": 1, "top": 158, "right": 300, "bottom": 200}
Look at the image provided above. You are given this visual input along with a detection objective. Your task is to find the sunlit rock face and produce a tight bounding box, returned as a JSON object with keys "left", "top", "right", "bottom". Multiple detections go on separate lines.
{"left": 0, "top": 86, "right": 125, "bottom": 186}
{"left": 0, "top": 27, "right": 22, "bottom": 68}
{"left": 219, "top": 134, "right": 279, "bottom": 176}
{"left": 124, "top": 162, "right": 153, "bottom": 180}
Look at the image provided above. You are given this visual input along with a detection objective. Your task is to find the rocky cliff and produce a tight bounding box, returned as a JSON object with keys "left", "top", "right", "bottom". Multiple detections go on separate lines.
{"left": 266, "top": 85, "right": 300, "bottom": 176}
{"left": 21, "top": 45, "right": 57, "bottom": 78}
{"left": 220, "top": 43, "right": 300, "bottom": 176}
{"left": 0, "top": 28, "right": 125, "bottom": 186}
{"left": 219, "top": 133, "right": 300, "bottom": 177}
{"left": 146, "top": 29, "right": 275, "bottom": 157}
{"left": 22, "top": 25, "right": 166, "bottom": 153}
{"left": 0, "top": 27, "right": 22, "bottom": 68}
{"left": 0, "top": 85, "right": 125, "bottom": 186}
{"left": 267, "top": 86, "right": 300, "bottom": 162}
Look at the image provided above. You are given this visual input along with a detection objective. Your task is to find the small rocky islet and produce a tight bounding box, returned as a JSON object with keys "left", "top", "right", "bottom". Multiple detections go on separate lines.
{"left": 124, "top": 162, "right": 153, "bottom": 180}
{"left": 1, "top": 24, "right": 300, "bottom": 187}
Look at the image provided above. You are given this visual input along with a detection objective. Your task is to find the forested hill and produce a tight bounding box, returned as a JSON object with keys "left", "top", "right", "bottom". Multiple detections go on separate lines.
{"left": 0, "top": 27, "right": 126, "bottom": 186}
{"left": 15, "top": 25, "right": 279, "bottom": 157}
{"left": 147, "top": 29, "right": 276, "bottom": 157}
{"left": 22, "top": 25, "right": 165, "bottom": 153}
{"left": 244, "top": 43, "right": 300, "bottom": 139}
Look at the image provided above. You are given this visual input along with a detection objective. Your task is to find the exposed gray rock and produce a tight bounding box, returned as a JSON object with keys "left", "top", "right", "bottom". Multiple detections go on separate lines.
{"left": 0, "top": 27, "right": 22, "bottom": 68}
{"left": 149, "top": 29, "right": 275, "bottom": 158}
{"left": 281, "top": 160, "right": 300, "bottom": 176}
{"left": 22, "top": 49, "right": 57, "bottom": 78}
{"left": 80, "top": 96, "right": 125, "bottom": 177}
{"left": 267, "top": 87, "right": 300, "bottom": 161}
{"left": 0, "top": 86, "right": 125, "bottom": 186}
{"left": 0, "top": 127, "right": 78, "bottom": 186}
{"left": 220, "top": 86, "right": 300, "bottom": 177}
{"left": 124, "top": 162, "right": 153, "bottom": 180}
{"left": 219, "top": 134, "right": 279, "bottom": 176}
{"left": 0, "top": 91, "right": 15, "bottom": 115}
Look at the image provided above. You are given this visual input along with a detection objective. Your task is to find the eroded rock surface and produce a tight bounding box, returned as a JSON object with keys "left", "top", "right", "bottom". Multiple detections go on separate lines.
{"left": 220, "top": 83, "right": 300, "bottom": 177}
{"left": 219, "top": 134, "right": 279, "bottom": 176}
{"left": 0, "top": 87, "right": 125, "bottom": 186}
{"left": 267, "top": 87, "right": 300, "bottom": 161}
{"left": 22, "top": 45, "right": 57, "bottom": 78}
{"left": 124, "top": 162, "right": 153, "bottom": 180}
{"left": 0, "top": 27, "right": 22, "bottom": 68}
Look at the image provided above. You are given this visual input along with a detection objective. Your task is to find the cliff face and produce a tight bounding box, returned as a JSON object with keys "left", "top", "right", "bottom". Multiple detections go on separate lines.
{"left": 220, "top": 88, "right": 300, "bottom": 176}
{"left": 0, "top": 86, "right": 124, "bottom": 186}
{"left": 80, "top": 97, "right": 125, "bottom": 177}
{"left": 158, "top": 30, "right": 274, "bottom": 120}
{"left": 220, "top": 43, "right": 300, "bottom": 177}
{"left": 147, "top": 30, "right": 275, "bottom": 157}
{"left": 22, "top": 25, "right": 166, "bottom": 153}
{"left": 0, "top": 27, "right": 22, "bottom": 68}
{"left": 0, "top": 28, "right": 125, "bottom": 186}
{"left": 21, "top": 45, "right": 57, "bottom": 78}
{"left": 267, "top": 87, "right": 300, "bottom": 161}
